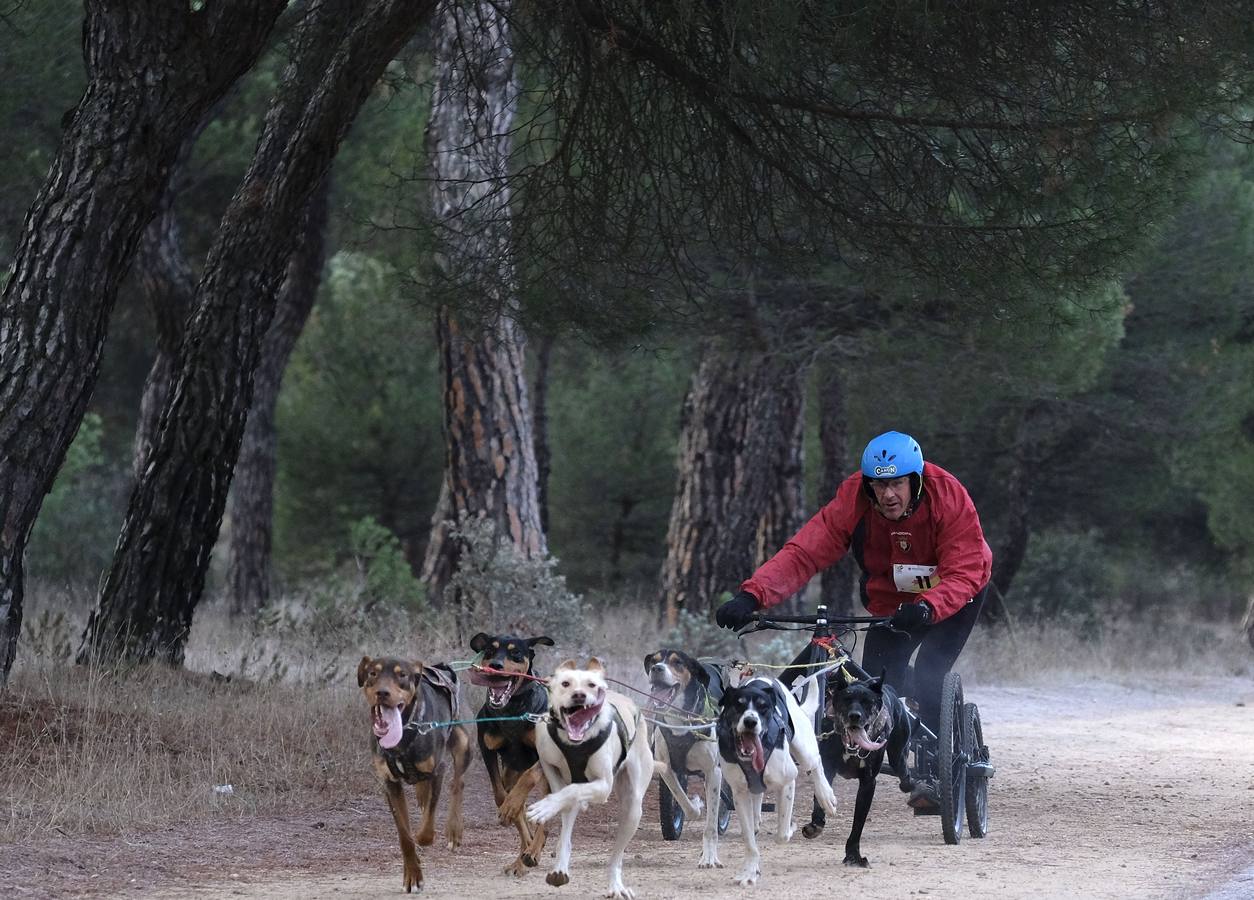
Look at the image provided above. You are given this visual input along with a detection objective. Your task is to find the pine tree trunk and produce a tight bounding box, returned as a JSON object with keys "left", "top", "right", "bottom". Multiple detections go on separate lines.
{"left": 227, "top": 180, "right": 331, "bottom": 618}
{"left": 0, "top": 1, "right": 287, "bottom": 684}
{"left": 817, "top": 360, "right": 857, "bottom": 616}
{"left": 77, "top": 0, "right": 435, "bottom": 666}
{"left": 754, "top": 366, "right": 807, "bottom": 611}
{"left": 659, "top": 346, "right": 807, "bottom": 626}
{"left": 420, "top": 0, "right": 545, "bottom": 604}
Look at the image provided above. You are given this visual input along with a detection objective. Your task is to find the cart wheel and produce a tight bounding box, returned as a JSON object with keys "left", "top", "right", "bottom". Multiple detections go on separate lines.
{"left": 717, "top": 781, "right": 734, "bottom": 835}
{"left": 964, "top": 702, "right": 989, "bottom": 838}
{"left": 659, "top": 774, "right": 687, "bottom": 840}
{"left": 938, "top": 671, "right": 967, "bottom": 845}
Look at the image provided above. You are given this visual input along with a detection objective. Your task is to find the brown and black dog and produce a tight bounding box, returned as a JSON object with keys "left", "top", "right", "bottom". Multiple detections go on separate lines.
{"left": 358, "top": 656, "right": 473, "bottom": 893}
{"left": 468, "top": 632, "right": 554, "bottom": 876}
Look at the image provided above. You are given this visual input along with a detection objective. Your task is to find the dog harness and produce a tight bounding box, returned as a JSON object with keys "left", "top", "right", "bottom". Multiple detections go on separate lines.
{"left": 721, "top": 683, "right": 794, "bottom": 795}
{"left": 549, "top": 705, "right": 636, "bottom": 783}
{"left": 379, "top": 667, "right": 459, "bottom": 783}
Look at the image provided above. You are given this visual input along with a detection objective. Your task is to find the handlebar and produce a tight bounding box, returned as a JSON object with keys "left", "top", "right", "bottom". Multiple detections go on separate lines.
{"left": 734, "top": 605, "right": 896, "bottom": 638}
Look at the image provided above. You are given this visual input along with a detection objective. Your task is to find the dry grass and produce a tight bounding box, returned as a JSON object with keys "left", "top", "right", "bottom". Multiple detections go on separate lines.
{"left": 3, "top": 584, "right": 1250, "bottom": 843}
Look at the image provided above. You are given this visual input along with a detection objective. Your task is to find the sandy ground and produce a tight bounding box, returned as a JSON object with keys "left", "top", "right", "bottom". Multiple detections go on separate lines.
{"left": 6, "top": 673, "right": 1254, "bottom": 900}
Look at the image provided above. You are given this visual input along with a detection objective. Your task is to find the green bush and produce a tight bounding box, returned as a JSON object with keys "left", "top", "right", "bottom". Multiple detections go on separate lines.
{"left": 446, "top": 515, "right": 588, "bottom": 644}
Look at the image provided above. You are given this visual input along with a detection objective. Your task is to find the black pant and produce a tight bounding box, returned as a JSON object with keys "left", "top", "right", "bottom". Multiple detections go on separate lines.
{"left": 860, "top": 586, "right": 987, "bottom": 735}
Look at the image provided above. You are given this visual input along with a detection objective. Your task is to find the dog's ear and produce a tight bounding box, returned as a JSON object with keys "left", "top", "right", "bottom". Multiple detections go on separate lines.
{"left": 556, "top": 658, "right": 579, "bottom": 672}
{"left": 690, "top": 657, "right": 711, "bottom": 689}
{"left": 356, "top": 656, "right": 373, "bottom": 687}
{"left": 643, "top": 651, "right": 662, "bottom": 673}
{"left": 868, "top": 668, "right": 886, "bottom": 692}
{"left": 586, "top": 657, "right": 605, "bottom": 673}
{"left": 469, "top": 632, "right": 492, "bottom": 653}
{"left": 528, "top": 635, "right": 555, "bottom": 648}
{"left": 410, "top": 660, "right": 426, "bottom": 680}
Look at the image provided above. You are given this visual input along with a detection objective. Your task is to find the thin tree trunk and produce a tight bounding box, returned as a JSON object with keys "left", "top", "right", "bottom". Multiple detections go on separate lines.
{"left": 987, "top": 400, "right": 1049, "bottom": 624}
{"left": 0, "top": 1, "right": 286, "bottom": 684}
{"left": 817, "top": 360, "right": 857, "bottom": 616}
{"left": 131, "top": 122, "right": 214, "bottom": 480}
{"left": 78, "top": 0, "right": 435, "bottom": 666}
{"left": 420, "top": 0, "right": 545, "bottom": 604}
{"left": 227, "top": 179, "right": 332, "bottom": 618}
{"left": 659, "top": 345, "right": 806, "bottom": 627}
{"left": 533, "top": 334, "right": 554, "bottom": 535}
{"left": 755, "top": 366, "right": 807, "bottom": 611}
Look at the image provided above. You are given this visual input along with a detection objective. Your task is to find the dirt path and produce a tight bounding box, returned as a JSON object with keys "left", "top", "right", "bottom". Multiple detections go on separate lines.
{"left": 11, "top": 674, "right": 1254, "bottom": 900}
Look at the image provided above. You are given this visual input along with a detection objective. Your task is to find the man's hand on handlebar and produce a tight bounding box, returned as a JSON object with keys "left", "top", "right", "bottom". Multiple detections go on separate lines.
{"left": 715, "top": 591, "right": 759, "bottom": 630}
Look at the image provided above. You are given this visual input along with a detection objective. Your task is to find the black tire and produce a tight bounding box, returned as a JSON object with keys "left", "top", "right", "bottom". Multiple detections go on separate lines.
{"left": 964, "top": 702, "right": 990, "bottom": 838}
{"left": 659, "top": 774, "right": 687, "bottom": 840}
{"left": 938, "top": 671, "right": 967, "bottom": 845}
{"left": 717, "top": 781, "right": 734, "bottom": 835}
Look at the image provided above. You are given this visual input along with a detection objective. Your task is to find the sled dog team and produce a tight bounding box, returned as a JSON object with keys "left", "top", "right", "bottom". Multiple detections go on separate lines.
{"left": 360, "top": 632, "right": 900, "bottom": 897}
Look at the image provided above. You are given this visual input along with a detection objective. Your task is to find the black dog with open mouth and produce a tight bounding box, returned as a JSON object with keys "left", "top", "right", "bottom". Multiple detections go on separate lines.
{"left": 805, "top": 674, "right": 914, "bottom": 867}
{"left": 468, "top": 632, "right": 555, "bottom": 876}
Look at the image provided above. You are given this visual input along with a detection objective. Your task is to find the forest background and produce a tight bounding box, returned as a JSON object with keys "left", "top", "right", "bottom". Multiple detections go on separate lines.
{"left": 4, "top": 0, "right": 1254, "bottom": 683}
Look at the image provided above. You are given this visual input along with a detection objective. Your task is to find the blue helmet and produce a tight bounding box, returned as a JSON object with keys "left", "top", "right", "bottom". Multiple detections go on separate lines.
{"left": 860, "top": 431, "right": 924, "bottom": 480}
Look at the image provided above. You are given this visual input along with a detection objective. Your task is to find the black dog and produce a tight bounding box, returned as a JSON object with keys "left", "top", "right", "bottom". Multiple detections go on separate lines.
{"left": 468, "top": 632, "right": 554, "bottom": 876}
{"left": 804, "top": 674, "right": 914, "bottom": 867}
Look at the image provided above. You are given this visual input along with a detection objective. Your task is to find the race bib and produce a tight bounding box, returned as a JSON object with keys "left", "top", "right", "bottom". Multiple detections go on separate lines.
{"left": 893, "top": 564, "right": 940, "bottom": 593}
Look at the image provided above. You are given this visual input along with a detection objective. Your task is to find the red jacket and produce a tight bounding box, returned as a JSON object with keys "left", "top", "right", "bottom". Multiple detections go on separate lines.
{"left": 741, "top": 462, "right": 992, "bottom": 622}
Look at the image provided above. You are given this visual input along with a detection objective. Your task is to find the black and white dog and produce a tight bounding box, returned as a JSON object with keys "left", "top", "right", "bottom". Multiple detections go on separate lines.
{"left": 644, "top": 648, "right": 726, "bottom": 868}
{"left": 805, "top": 674, "right": 915, "bottom": 867}
{"left": 717, "top": 676, "right": 838, "bottom": 886}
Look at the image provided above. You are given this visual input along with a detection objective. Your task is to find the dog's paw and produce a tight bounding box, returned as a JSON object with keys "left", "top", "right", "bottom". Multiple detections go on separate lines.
{"left": 546, "top": 870, "right": 571, "bottom": 887}
{"left": 843, "top": 853, "right": 869, "bottom": 868}
{"left": 898, "top": 778, "right": 913, "bottom": 793}
{"left": 402, "top": 861, "right": 424, "bottom": 892}
{"left": 498, "top": 794, "right": 526, "bottom": 824}
{"left": 504, "top": 858, "right": 529, "bottom": 878}
{"left": 734, "top": 866, "right": 760, "bottom": 886}
{"left": 776, "top": 823, "right": 794, "bottom": 844}
{"left": 522, "top": 851, "right": 539, "bottom": 868}
{"left": 817, "top": 787, "right": 839, "bottom": 816}
{"left": 687, "top": 794, "right": 705, "bottom": 817}
{"left": 698, "top": 849, "right": 723, "bottom": 869}
{"left": 527, "top": 796, "right": 562, "bottom": 824}
{"left": 801, "top": 822, "right": 824, "bottom": 840}
{"left": 608, "top": 884, "right": 635, "bottom": 900}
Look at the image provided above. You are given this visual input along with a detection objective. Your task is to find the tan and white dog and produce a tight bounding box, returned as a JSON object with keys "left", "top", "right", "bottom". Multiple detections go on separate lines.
{"left": 716, "top": 675, "right": 839, "bottom": 886}
{"left": 526, "top": 658, "right": 652, "bottom": 899}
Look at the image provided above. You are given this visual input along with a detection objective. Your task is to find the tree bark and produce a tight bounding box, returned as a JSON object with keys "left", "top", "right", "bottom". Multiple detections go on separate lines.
{"left": 226, "top": 179, "right": 332, "bottom": 618}
{"left": 817, "top": 360, "right": 857, "bottom": 616}
{"left": 0, "top": 0, "right": 286, "bottom": 684}
{"left": 77, "top": 0, "right": 435, "bottom": 666}
{"left": 420, "top": 0, "right": 545, "bottom": 603}
{"left": 659, "top": 345, "right": 807, "bottom": 626}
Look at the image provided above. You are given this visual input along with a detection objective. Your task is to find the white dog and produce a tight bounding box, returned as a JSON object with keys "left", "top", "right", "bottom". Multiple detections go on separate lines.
{"left": 527, "top": 658, "right": 652, "bottom": 899}
{"left": 715, "top": 675, "right": 839, "bottom": 886}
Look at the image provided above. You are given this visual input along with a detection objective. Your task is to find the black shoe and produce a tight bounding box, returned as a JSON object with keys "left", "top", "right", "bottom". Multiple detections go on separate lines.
{"left": 907, "top": 782, "right": 940, "bottom": 816}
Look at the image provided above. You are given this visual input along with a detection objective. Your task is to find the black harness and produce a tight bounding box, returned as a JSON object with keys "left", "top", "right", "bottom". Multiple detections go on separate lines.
{"left": 548, "top": 705, "right": 633, "bottom": 784}
{"left": 719, "top": 682, "right": 794, "bottom": 795}
{"left": 376, "top": 666, "right": 459, "bottom": 783}
{"left": 654, "top": 665, "right": 724, "bottom": 772}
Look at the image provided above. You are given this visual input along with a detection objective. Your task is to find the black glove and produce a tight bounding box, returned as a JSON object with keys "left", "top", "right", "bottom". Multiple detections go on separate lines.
{"left": 715, "top": 591, "right": 759, "bottom": 630}
{"left": 890, "top": 601, "right": 932, "bottom": 632}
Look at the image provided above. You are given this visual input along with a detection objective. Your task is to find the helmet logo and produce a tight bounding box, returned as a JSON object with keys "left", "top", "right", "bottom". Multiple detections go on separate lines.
{"left": 873, "top": 464, "right": 897, "bottom": 477}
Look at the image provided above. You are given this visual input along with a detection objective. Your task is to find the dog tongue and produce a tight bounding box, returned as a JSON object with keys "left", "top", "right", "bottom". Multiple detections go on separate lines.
{"left": 374, "top": 705, "right": 404, "bottom": 749}
{"left": 738, "top": 733, "right": 766, "bottom": 773}
{"left": 847, "top": 726, "right": 886, "bottom": 752}
{"left": 565, "top": 703, "right": 602, "bottom": 742}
